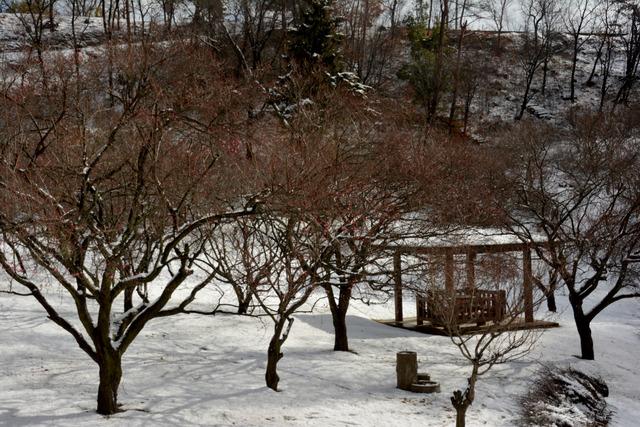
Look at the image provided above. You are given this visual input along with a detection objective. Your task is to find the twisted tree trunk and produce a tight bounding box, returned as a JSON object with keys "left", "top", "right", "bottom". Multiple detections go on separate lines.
{"left": 266, "top": 319, "right": 291, "bottom": 391}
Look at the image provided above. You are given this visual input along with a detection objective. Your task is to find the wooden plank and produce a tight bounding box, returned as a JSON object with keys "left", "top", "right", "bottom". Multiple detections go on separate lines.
{"left": 375, "top": 318, "right": 560, "bottom": 336}
{"left": 393, "top": 251, "right": 403, "bottom": 322}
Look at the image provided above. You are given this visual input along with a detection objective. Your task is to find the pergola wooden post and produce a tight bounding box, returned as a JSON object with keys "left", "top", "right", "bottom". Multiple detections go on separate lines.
{"left": 523, "top": 246, "right": 534, "bottom": 323}
{"left": 444, "top": 250, "right": 454, "bottom": 293}
{"left": 394, "top": 251, "right": 403, "bottom": 323}
{"left": 465, "top": 251, "right": 476, "bottom": 290}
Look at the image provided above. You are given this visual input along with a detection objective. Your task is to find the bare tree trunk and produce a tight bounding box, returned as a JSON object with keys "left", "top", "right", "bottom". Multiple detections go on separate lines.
{"left": 575, "top": 315, "right": 594, "bottom": 360}
{"left": 462, "top": 94, "right": 472, "bottom": 134}
{"left": 516, "top": 72, "right": 535, "bottom": 120}
{"left": 238, "top": 295, "right": 251, "bottom": 315}
{"left": 570, "top": 296, "right": 594, "bottom": 360}
{"left": 324, "top": 281, "right": 353, "bottom": 352}
{"left": 599, "top": 51, "right": 610, "bottom": 112}
{"left": 462, "top": 77, "right": 477, "bottom": 134}
{"left": 390, "top": 0, "right": 398, "bottom": 36}
{"left": 70, "top": 0, "right": 82, "bottom": 95}
{"left": 36, "top": 47, "right": 49, "bottom": 90}
{"left": 570, "top": 36, "right": 579, "bottom": 101}
{"left": 586, "top": 37, "right": 604, "bottom": 86}
{"left": 96, "top": 350, "right": 123, "bottom": 415}
{"left": 451, "top": 363, "right": 478, "bottom": 427}
{"left": 124, "top": 0, "right": 131, "bottom": 39}
{"left": 541, "top": 56, "right": 549, "bottom": 96}
{"left": 131, "top": 0, "right": 137, "bottom": 34}
{"left": 49, "top": 1, "right": 55, "bottom": 32}
{"left": 265, "top": 345, "right": 281, "bottom": 390}
{"left": 546, "top": 289, "right": 557, "bottom": 312}
{"left": 428, "top": 0, "right": 448, "bottom": 121}
{"left": 496, "top": 14, "right": 503, "bottom": 53}
{"left": 448, "top": 23, "right": 466, "bottom": 130}
{"left": 533, "top": 271, "right": 557, "bottom": 312}
{"left": 455, "top": 407, "right": 468, "bottom": 427}
{"left": 614, "top": 7, "right": 639, "bottom": 106}
{"left": 124, "top": 288, "right": 134, "bottom": 312}
{"left": 454, "top": 0, "right": 459, "bottom": 30}
{"left": 332, "top": 305, "right": 349, "bottom": 351}
{"left": 266, "top": 316, "right": 296, "bottom": 391}
{"left": 545, "top": 269, "right": 557, "bottom": 312}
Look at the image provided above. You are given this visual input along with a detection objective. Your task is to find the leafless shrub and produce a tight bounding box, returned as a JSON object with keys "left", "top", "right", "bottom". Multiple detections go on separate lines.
{"left": 520, "top": 365, "right": 611, "bottom": 427}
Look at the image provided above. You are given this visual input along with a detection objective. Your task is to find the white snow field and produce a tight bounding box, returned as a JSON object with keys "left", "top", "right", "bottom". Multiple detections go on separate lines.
{"left": 1, "top": 283, "right": 639, "bottom": 427}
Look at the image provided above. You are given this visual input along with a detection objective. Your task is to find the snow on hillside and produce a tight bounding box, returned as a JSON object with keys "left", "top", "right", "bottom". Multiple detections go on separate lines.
{"left": 0, "top": 9, "right": 634, "bottom": 127}
{"left": 467, "top": 33, "right": 630, "bottom": 132}
{"left": 1, "top": 281, "right": 639, "bottom": 427}
{"left": 0, "top": 13, "right": 106, "bottom": 52}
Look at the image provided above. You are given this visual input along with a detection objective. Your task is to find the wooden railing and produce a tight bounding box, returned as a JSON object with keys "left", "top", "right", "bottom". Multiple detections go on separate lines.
{"left": 420, "top": 289, "right": 506, "bottom": 326}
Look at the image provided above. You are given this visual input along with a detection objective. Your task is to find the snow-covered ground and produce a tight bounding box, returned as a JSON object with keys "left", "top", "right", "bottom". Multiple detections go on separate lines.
{"left": 1, "top": 283, "right": 639, "bottom": 426}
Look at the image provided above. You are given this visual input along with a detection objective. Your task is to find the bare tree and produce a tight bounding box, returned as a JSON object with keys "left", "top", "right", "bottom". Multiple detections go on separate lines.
{"left": 158, "top": 0, "right": 178, "bottom": 31}
{"left": 0, "top": 41, "right": 259, "bottom": 414}
{"left": 202, "top": 213, "right": 324, "bottom": 390}
{"left": 598, "top": 29, "right": 617, "bottom": 111}
{"left": 514, "top": 0, "right": 563, "bottom": 119}
{"left": 506, "top": 113, "right": 640, "bottom": 360}
{"left": 585, "top": 0, "right": 621, "bottom": 111}
{"left": 515, "top": 0, "right": 551, "bottom": 119}
{"left": 248, "top": 215, "right": 324, "bottom": 391}
{"left": 190, "top": 0, "right": 223, "bottom": 28}
{"left": 315, "top": 192, "right": 408, "bottom": 352}
{"left": 563, "top": 0, "right": 597, "bottom": 102}
{"left": 265, "top": 87, "right": 498, "bottom": 352}
{"left": 201, "top": 220, "right": 263, "bottom": 315}
{"left": 447, "top": 0, "right": 470, "bottom": 129}
{"left": 539, "top": 0, "right": 562, "bottom": 96}
{"left": 479, "top": 0, "right": 512, "bottom": 51}
{"left": 431, "top": 0, "right": 449, "bottom": 121}
{"left": 7, "top": 0, "right": 57, "bottom": 86}
{"left": 459, "top": 56, "right": 483, "bottom": 134}
{"left": 614, "top": 1, "right": 640, "bottom": 106}
{"left": 279, "top": 94, "right": 417, "bottom": 353}
{"left": 532, "top": 264, "right": 559, "bottom": 312}
{"left": 426, "top": 252, "right": 542, "bottom": 427}
{"left": 63, "top": 0, "right": 99, "bottom": 15}
{"left": 227, "top": 0, "right": 283, "bottom": 69}
{"left": 339, "top": 0, "right": 405, "bottom": 86}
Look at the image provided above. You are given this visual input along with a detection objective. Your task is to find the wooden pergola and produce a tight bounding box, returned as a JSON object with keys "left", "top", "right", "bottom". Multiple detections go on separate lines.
{"left": 388, "top": 240, "right": 542, "bottom": 327}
